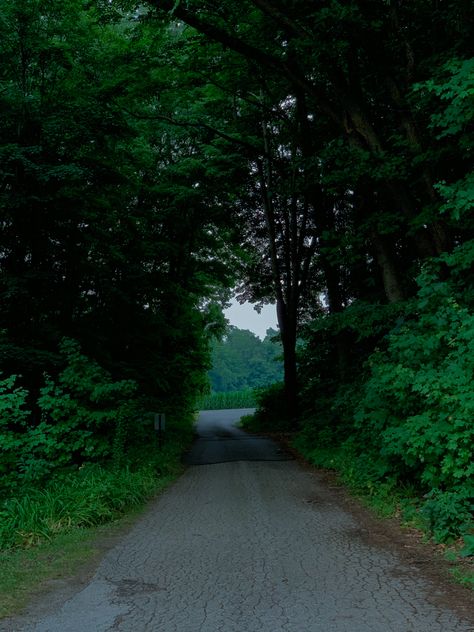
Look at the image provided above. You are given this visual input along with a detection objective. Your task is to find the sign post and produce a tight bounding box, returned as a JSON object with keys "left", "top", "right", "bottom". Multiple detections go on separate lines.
{"left": 154, "top": 413, "right": 166, "bottom": 450}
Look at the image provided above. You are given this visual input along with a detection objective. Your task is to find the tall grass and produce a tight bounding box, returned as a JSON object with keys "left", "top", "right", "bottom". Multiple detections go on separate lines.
{"left": 197, "top": 389, "right": 256, "bottom": 410}
{"left": 0, "top": 464, "right": 168, "bottom": 550}
{"left": 0, "top": 427, "right": 191, "bottom": 552}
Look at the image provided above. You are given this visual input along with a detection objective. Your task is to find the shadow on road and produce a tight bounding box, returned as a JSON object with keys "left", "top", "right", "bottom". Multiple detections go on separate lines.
{"left": 183, "top": 408, "right": 293, "bottom": 465}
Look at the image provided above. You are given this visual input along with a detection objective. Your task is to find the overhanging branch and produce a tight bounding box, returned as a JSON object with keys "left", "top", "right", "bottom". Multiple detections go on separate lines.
{"left": 124, "top": 108, "right": 265, "bottom": 157}
{"left": 150, "top": 0, "right": 341, "bottom": 126}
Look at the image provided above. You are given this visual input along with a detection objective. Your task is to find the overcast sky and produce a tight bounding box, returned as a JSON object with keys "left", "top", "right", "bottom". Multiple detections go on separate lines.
{"left": 223, "top": 299, "right": 278, "bottom": 339}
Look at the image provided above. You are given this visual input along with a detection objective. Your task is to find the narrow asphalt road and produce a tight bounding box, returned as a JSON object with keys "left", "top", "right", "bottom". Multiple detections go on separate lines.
{"left": 4, "top": 409, "right": 473, "bottom": 632}
{"left": 183, "top": 409, "right": 291, "bottom": 465}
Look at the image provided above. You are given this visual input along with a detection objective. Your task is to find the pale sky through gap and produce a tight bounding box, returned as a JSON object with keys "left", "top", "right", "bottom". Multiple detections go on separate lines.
{"left": 223, "top": 299, "right": 278, "bottom": 340}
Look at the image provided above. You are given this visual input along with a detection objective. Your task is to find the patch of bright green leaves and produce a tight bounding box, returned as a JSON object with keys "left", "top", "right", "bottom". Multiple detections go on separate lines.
{"left": 295, "top": 242, "right": 474, "bottom": 546}
{"left": 0, "top": 339, "right": 145, "bottom": 494}
{"left": 0, "top": 338, "right": 194, "bottom": 552}
{"left": 353, "top": 252, "right": 474, "bottom": 541}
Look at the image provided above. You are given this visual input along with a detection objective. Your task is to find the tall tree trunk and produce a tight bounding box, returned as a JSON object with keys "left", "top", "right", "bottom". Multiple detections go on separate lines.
{"left": 276, "top": 297, "right": 298, "bottom": 423}
{"left": 258, "top": 106, "right": 302, "bottom": 426}
{"left": 257, "top": 156, "right": 299, "bottom": 425}
{"left": 370, "top": 230, "right": 405, "bottom": 303}
{"left": 294, "top": 90, "right": 349, "bottom": 377}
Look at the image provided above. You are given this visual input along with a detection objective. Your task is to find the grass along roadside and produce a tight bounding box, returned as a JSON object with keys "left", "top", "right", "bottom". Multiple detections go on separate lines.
{"left": 0, "top": 435, "right": 190, "bottom": 619}
{"left": 0, "top": 510, "right": 140, "bottom": 619}
{"left": 0, "top": 469, "right": 179, "bottom": 619}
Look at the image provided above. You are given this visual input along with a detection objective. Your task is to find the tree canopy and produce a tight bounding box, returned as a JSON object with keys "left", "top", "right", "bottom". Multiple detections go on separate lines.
{"left": 144, "top": 0, "right": 473, "bottom": 418}
{"left": 0, "top": 0, "right": 472, "bottom": 544}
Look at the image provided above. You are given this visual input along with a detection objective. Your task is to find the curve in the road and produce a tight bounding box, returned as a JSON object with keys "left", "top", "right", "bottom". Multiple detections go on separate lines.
{"left": 183, "top": 409, "right": 293, "bottom": 465}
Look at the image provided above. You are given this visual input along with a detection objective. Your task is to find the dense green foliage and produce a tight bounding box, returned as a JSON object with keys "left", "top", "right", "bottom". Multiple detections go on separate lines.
{"left": 199, "top": 326, "right": 282, "bottom": 410}
{"left": 148, "top": 0, "right": 473, "bottom": 402}
{"left": 296, "top": 243, "right": 474, "bottom": 542}
{"left": 0, "top": 0, "right": 235, "bottom": 504}
{"left": 150, "top": 0, "right": 471, "bottom": 545}
{"left": 208, "top": 327, "right": 282, "bottom": 392}
{"left": 240, "top": 382, "right": 288, "bottom": 432}
{"left": 0, "top": 0, "right": 472, "bottom": 554}
{"left": 0, "top": 337, "right": 193, "bottom": 551}
{"left": 0, "top": 339, "right": 143, "bottom": 494}
{"left": 0, "top": 427, "right": 191, "bottom": 550}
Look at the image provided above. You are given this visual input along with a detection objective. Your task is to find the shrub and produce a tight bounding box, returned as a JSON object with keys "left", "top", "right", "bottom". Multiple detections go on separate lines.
{"left": 356, "top": 268, "right": 474, "bottom": 494}
{"left": 240, "top": 383, "right": 293, "bottom": 432}
{"left": 420, "top": 487, "right": 474, "bottom": 542}
{"left": 0, "top": 339, "right": 147, "bottom": 493}
{"left": 0, "top": 375, "right": 31, "bottom": 490}
{"left": 20, "top": 339, "right": 140, "bottom": 481}
{"left": 353, "top": 245, "right": 474, "bottom": 539}
{"left": 294, "top": 241, "right": 474, "bottom": 542}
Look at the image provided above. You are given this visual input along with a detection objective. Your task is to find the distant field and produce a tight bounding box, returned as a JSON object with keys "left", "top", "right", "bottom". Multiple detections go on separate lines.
{"left": 197, "top": 389, "right": 256, "bottom": 410}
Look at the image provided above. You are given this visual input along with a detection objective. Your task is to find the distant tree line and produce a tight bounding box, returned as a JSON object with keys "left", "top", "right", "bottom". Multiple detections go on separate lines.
{"left": 208, "top": 326, "right": 282, "bottom": 392}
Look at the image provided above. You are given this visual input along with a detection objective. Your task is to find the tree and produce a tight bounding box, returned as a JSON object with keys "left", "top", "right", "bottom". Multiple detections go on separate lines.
{"left": 0, "top": 1, "right": 237, "bottom": 459}
{"left": 145, "top": 0, "right": 472, "bottom": 425}
{"left": 209, "top": 326, "right": 282, "bottom": 391}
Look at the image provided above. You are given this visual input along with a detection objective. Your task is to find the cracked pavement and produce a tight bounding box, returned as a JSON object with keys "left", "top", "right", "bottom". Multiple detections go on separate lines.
{"left": 3, "top": 409, "right": 473, "bottom": 632}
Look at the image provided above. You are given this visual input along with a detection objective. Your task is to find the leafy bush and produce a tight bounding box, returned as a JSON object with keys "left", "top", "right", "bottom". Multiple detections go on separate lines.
{"left": 240, "top": 382, "right": 293, "bottom": 432}
{"left": 20, "top": 339, "right": 140, "bottom": 483}
{"left": 0, "top": 339, "right": 147, "bottom": 493}
{"left": 416, "top": 57, "right": 474, "bottom": 229}
{"left": 0, "top": 408, "right": 193, "bottom": 551}
{"left": 294, "top": 242, "right": 474, "bottom": 542}
{"left": 298, "top": 301, "right": 407, "bottom": 444}
{"left": 0, "top": 375, "right": 31, "bottom": 488}
{"left": 356, "top": 269, "right": 474, "bottom": 491}
{"left": 420, "top": 488, "right": 474, "bottom": 543}
{"left": 460, "top": 534, "right": 474, "bottom": 558}
{"left": 352, "top": 247, "right": 474, "bottom": 539}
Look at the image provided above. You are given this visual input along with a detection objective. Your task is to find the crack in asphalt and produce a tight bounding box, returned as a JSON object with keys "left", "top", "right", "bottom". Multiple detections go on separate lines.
{"left": 3, "top": 409, "right": 473, "bottom": 632}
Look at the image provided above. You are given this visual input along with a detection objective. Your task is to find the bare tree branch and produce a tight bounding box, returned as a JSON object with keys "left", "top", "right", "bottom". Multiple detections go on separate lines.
{"left": 123, "top": 108, "right": 265, "bottom": 157}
